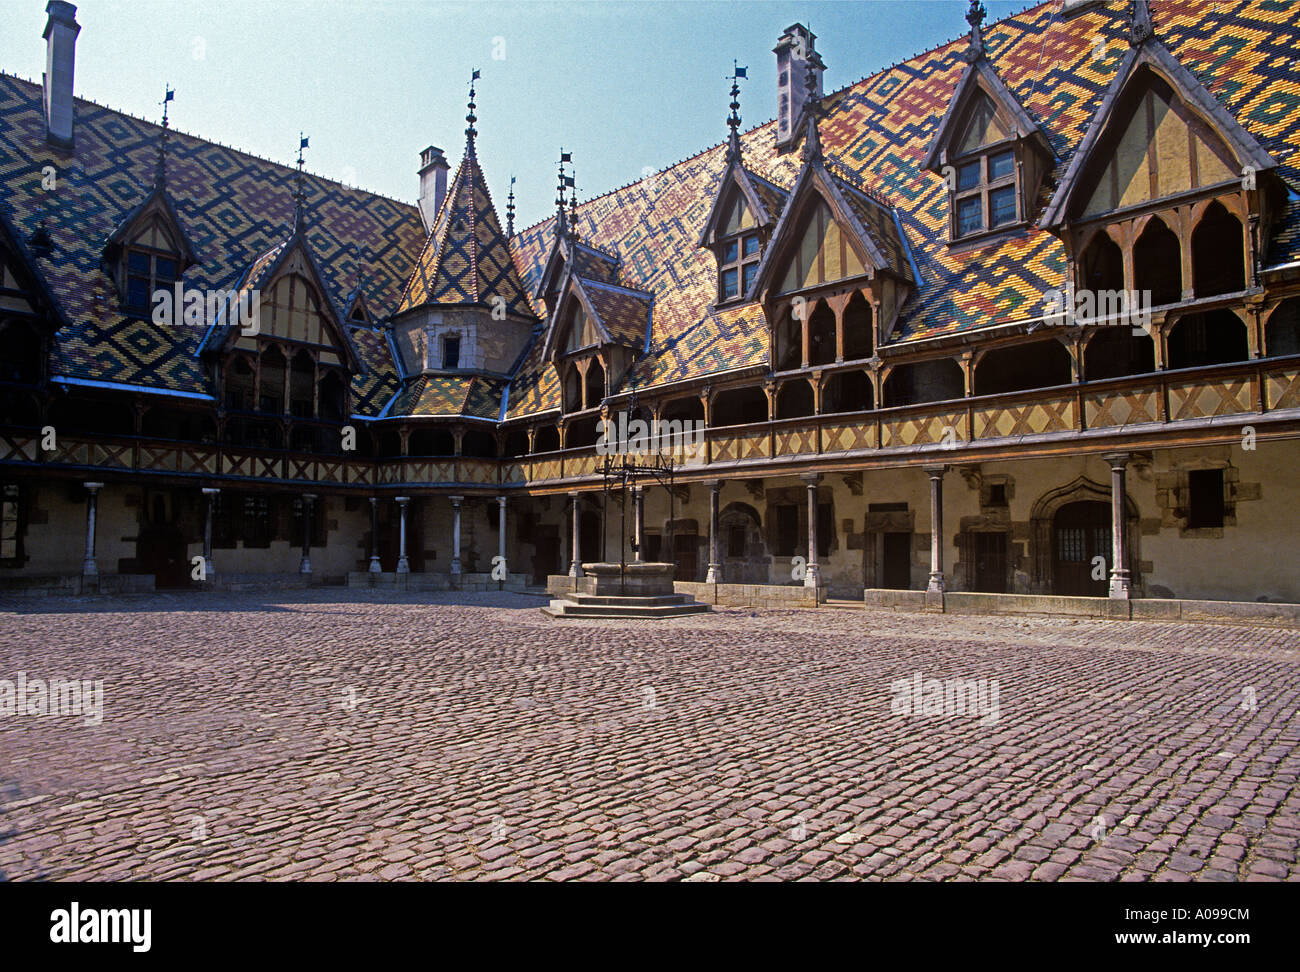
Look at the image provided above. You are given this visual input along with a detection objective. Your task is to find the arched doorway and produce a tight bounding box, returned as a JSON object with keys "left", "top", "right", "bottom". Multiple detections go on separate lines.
{"left": 1051, "top": 501, "right": 1111, "bottom": 597}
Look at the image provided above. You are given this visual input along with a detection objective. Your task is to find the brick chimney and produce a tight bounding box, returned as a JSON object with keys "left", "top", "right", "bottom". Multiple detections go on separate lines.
{"left": 774, "top": 23, "right": 825, "bottom": 151}
{"left": 42, "top": 1, "right": 80, "bottom": 149}
{"left": 418, "top": 146, "right": 449, "bottom": 234}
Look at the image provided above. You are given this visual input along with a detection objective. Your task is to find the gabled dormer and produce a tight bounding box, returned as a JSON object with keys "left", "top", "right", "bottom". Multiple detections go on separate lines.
{"left": 750, "top": 103, "right": 915, "bottom": 365}
{"left": 1040, "top": 0, "right": 1282, "bottom": 311}
{"left": 698, "top": 73, "right": 789, "bottom": 306}
{"left": 923, "top": 1, "right": 1052, "bottom": 243}
{"left": 103, "top": 186, "right": 198, "bottom": 317}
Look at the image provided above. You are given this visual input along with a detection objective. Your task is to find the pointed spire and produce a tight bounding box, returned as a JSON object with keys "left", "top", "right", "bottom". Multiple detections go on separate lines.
{"left": 801, "top": 61, "right": 823, "bottom": 163}
{"left": 1129, "top": 0, "right": 1154, "bottom": 46}
{"left": 963, "top": 0, "right": 987, "bottom": 62}
{"left": 293, "top": 133, "right": 309, "bottom": 234}
{"left": 506, "top": 175, "right": 516, "bottom": 238}
{"left": 726, "top": 61, "right": 747, "bottom": 162}
{"left": 153, "top": 84, "right": 174, "bottom": 190}
{"left": 465, "top": 68, "right": 481, "bottom": 146}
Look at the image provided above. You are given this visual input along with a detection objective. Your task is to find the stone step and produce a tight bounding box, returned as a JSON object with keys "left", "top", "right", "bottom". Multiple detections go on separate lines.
{"left": 542, "top": 599, "right": 711, "bottom": 619}
{"left": 559, "top": 593, "right": 695, "bottom": 607}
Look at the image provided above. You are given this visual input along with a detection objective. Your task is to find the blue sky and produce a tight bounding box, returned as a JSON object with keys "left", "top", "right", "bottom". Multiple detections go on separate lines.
{"left": 0, "top": 0, "right": 1032, "bottom": 229}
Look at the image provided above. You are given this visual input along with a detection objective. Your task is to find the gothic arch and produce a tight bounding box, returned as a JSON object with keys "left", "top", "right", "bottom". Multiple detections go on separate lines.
{"left": 1028, "top": 475, "right": 1140, "bottom": 595}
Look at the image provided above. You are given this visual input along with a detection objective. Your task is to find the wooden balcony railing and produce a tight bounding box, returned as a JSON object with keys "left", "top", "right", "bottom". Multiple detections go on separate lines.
{"left": 4, "top": 356, "right": 1299, "bottom": 490}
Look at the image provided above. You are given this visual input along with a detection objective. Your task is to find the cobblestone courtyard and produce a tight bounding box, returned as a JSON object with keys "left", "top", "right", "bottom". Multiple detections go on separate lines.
{"left": 1, "top": 590, "right": 1297, "bottom": 881}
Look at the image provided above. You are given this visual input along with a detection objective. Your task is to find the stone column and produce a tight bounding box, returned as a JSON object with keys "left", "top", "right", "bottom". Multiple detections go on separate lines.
{"left": 497, "top": 496, "right": 507, "bottom": 583}
{"left": 449, "top": 495, "right": 463, "bottom": 579}
{"left": 925, "top": 466, "right": 946, "bottom": 594}
{"left": 368, "top": 497, "right": 382, "bottom": 573}
{"left": 568, "top": 491, "right": 584, "bottom": 577}
{"left": 395, "top": 496, "right": 411, "bottom": 574}
{"left": 1104, "top": 452, "right": 1132, "bottom": 599}
{"left": 82, "top": 482, "right": 102, "bottom": 580}
{"left": 705, "top": 480, "right": 722, "bottom": 584}
{"left": 201, "top": 487, "right": 219, "bottom": 579}
{"left": 299, "top": 493, "right": 315, "bottom": 574}
{"left": 803, "top": 474, "right": 821, "bottom": 589}
{"left": 632, "top": 485, "right": 644, "bottom": 563}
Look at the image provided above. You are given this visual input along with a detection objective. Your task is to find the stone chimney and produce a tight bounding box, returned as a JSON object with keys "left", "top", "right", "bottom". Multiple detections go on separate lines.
{"left": 42, "top": 1, "right": 80, "bottom": 149}
{"left": 774, "top": 23, "right": 825, "bottom": 151}
{"left": 418, "top": 146, "right": 449, "bottom": 234}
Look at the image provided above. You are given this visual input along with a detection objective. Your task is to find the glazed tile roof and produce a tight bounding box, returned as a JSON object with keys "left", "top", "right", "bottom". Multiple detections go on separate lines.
{"left": 384, "top": 373, "right": 506, "bottom": 421}
{"left": 507, "top": 0, "right": 1300, "bottom": 415}
{"left": 0, "top": 73, "right": 423, "bottom": 413}
{"left": 397, "top": 143, "right": 534, "bottom": 319}
{"left": 580, "top": 278, "right": 652, "bottom": 349}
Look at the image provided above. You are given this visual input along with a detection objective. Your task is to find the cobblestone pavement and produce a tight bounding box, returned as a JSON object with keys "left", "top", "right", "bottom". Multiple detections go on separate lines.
{"left": 1, "top": 590, "right": 1298, "bottom": 882}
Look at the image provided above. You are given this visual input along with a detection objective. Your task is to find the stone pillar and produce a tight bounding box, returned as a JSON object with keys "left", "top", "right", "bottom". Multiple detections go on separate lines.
{"left": 497, "top": 496, "right": 507, "bottom": 582}
{"left": 1104, "top": 453, "right": 1132, "bottom": 599}
{"left": 368, "top": 497, "right": 382, "bottom": 573}
{"left": 705, "top": 480, "right": 722, "bottom": 583}
{"left": 395, "top": 496, "right": 411, "bottom": 574}
{"left": 449, "top": 495, "right": 463, "bottom": 579}
{"left": 925, "top": 466, "right": 946, "bottom": 594}
{"left": 568, "top": 491, "right": 584, "bottom": 577}
{"left": 299, "top": 493, "right": 315, "bottom": 574}
{"left": 803, "top": 474, "right": 821, "bottom": 589}
{"left": 81, "top": 482, "right": 102, "bottom": 580}
{"left": 632, "top": 486, "right": 644, "bottom": 563}
{"left": 201, "top": 487, "right": 219, "bottom": 579}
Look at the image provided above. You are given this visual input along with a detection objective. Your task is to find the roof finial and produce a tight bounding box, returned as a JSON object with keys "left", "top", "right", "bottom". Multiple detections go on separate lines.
{"left": 293, "top": 133, "right": 309, "bottom": 233}
{"left": 555, "top": 149, "right": 573, "bottom": 237}
{"left": 154, "top": 85, "right": 175, "bottom": 189}
{"left": 567, "top": 165, "right": 579, "bottom": 241}
{"left": 801, "top": 60, "right": 822, "bottom": 163}
{"left": 964, "top": 0, "right": 987, "bottom": 62}
{"left": 726, "top": 61, "right": 748, "bottom": 161}
{"left": 1129, "top": 0, "right": 1154, "bottom": 46}
{"left": 506, "top": 175, "right": 516, "bottom": 238}
{"left": 466, "top": 68, "right": 480, "bottom": 145}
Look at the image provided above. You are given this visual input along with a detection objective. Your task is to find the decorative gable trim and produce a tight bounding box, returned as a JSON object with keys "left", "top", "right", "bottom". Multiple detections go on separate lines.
{"left": 103, "top": 185, "right": 199, "bottom": 269}
{"left": 922, "top": 57, "right": 1051, "bottom": 173}
{"left": 1040, "top": 39, "right": 1277, "bottom": 229}
{"left": 696, "top": 158, "right": 783, "bottom": 248}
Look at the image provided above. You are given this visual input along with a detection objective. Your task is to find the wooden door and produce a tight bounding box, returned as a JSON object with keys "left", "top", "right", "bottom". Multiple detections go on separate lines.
{"left": 1053, "top": 501, "right": 1110, "bottom": 597}
{"left": 673, "top": 532, "right": 698, "bottom": 581}
{"left": 882, "top": 532, "right": 911, "bottom": 589}
{"left": 971, "top": 532, "right": 1007, "bottom": 593}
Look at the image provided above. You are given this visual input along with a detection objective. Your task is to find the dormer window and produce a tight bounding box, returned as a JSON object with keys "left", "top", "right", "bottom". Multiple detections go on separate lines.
{"left": 443, "top": 335, "right": 460, "bottom": 369}
{"left": 122, "top": 219, "right": 181, "bottom": 312}
{"left": 714, "top": 190, "right": 762, "bottom": 303}
{"left": 948, "top": 94, "right": 1022, "bottom": 239}
{"left": 954, "top": 146, "right": 1018, "bottom": 237}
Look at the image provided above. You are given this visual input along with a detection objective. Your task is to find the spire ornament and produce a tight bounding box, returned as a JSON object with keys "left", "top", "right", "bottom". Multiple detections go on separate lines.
{"left": 153, "top": 85, "right": 174, "bottom": 190}
{"left": 963, "top": 0, "right": 987, "bottom": 62}
{"left": 555, "top": 148, "right": 572, "bottom": 236}
{"left": 726, "top": 61, "right": 748, "bottom": 161}
{"left": 1128, "top": 0, "right": 1154, "bottom": 46}
{"left": 506, "top": 175, "right": 516, "bottom": 238}
{"left": 293, "top": 133, "right": 309, "bottom": 234}
{"left": 466, "top": 68, "right": 480, "bottom": 145}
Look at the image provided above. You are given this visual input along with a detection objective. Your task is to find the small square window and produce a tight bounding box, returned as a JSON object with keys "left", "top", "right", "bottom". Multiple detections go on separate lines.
{"left": 721, "top": 268, "right": 739, "bottom": 300}
{"left": 989, "top": 151, "right": 1015, "bottom": 180}
{"left": 127, "top": 276, "right": 151, "bottom": 309}
{"left": 987, "top": 483, "right": 1007, "bottom": 507}
{"left": 742, "top": 235, "right": 760, "bottom": 257}
{"left": 722, "top": 240, "right": 738, "bottom": 263}
{"left": 127, "top": 251, "right": 150, "bottom": 273}
{"left": 957, "top": 196, "right": 983, "bottom": 236}
{"left": 741, "top": 263, "right": 758, "bottom": 295}
{"left": 155, "top": 257, "right": 178, "bottom": 281}
{"left": 990, "top": 185, "right": 1017, "bottom": 227}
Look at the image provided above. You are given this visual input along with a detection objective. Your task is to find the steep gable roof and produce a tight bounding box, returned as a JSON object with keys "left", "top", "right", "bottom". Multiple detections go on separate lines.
{"left": 923, "top": 56, "right": 1052, "bottom": 172}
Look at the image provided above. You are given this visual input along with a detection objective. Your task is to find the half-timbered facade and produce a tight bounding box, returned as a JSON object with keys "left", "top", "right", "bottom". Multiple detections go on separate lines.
{"left": 3, "top": 0, "right": 1299, "bottom": 604}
